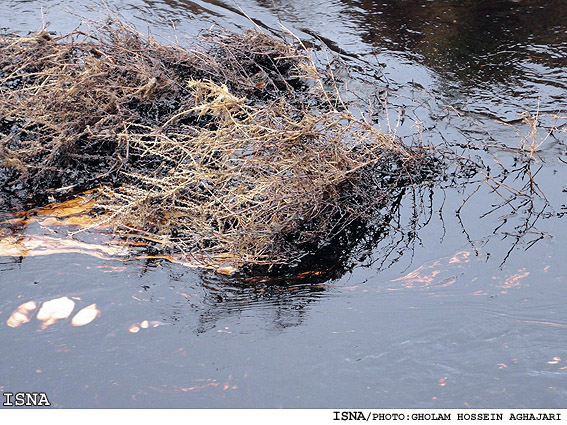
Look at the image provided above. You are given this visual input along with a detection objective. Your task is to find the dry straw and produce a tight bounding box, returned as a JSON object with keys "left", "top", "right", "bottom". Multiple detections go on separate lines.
{"left": 0, "top": 16, "right": 431, "bottom": 267}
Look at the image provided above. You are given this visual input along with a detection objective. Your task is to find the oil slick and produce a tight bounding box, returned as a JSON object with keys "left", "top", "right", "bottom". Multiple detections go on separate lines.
{"left": 1, "top": 192, "right": 97, "bottom": 226}
{"left": 387, "top": 248, "right": 536, "bottom": 295}
{"left": 0, "top": 191, "right": 240, "bottom": 273}
{"left": 0, "top": 235, "right": 129, "bottom": 260}
{"left": 389, "top": 249, "right": 476, "bottom": 290}
{"left": 500, "top": 267, "right": 530, "bottom": 290}
{"left": 0, "top": 191, "right": 124, "bottom": 261}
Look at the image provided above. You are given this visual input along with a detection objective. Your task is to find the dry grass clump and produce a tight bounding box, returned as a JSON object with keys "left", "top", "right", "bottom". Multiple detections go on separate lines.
{"left": 0, "top": 17, "right": 432, "bottom": 267}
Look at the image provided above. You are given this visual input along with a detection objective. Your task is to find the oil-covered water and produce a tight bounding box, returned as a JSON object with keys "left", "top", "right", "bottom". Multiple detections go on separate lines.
{"left": 0, "top": 0, "right": 566, "bottom": 408}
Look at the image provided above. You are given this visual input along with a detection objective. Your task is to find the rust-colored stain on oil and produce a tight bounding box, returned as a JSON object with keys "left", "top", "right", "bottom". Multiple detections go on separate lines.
{"left": 391, "top": 261, "right": 444, "bottom": 288}
{"left": 0, "top": 235, "right": 129, "bottom": 259}
{"left": 390, "top": 249, "right": 477, "bottom": 289}
{"left": 0, "top": 191, "right": 239, "bottom": 271}
{"left": 0, "top": 191, "right": 121, "bottom": 261}
{"left": 500, "top": 268, "right": 530, "bottom": 289}
{"left": 1, "top": 192, "right": 98, "bottom": 226}
{"left": 448, "top": 250, "right": 472, "bottom": 264}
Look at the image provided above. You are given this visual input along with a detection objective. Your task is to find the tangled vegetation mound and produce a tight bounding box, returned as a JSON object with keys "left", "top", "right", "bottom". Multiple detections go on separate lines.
{"left": 0, "top": 17, "right": 435, "bottom": 267}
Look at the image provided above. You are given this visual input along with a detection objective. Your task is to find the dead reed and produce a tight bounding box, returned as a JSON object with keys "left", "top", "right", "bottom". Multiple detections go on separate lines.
{"left": 0, "top": 16, "right": 434, "bottom": 267}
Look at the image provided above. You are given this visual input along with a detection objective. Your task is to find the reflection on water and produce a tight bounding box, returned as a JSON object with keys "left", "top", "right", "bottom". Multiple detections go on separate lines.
{"left": 7, "top": 297, "right": 100, "bottom": 329}
{"left": 345, "top": 0, "right": 567, "bottom": 81}
{"left": 340, "top": 0, "right": 567, "bottom": 119}
{"left": 0, "top": 0, "right": 567, "bottom": 409}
